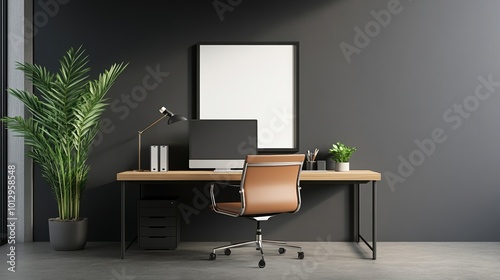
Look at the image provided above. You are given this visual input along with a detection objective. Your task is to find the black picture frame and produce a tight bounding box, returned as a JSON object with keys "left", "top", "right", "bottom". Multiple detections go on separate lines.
{"left": 196, "top": 42, "right": 299, "bottom": 153}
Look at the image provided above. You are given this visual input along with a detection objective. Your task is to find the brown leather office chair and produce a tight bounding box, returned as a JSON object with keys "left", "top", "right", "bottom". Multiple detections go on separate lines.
{"left": 209, "top": 154, "right": 305, "bottom": 268}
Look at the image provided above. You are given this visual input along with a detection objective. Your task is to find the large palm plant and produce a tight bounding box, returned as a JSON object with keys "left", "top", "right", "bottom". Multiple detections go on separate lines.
{"left": 2, "top": 46, "right": 127, "bottom": 221}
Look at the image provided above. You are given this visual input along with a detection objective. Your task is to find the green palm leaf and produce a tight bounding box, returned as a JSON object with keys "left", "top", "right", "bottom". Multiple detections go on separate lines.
{"left": 1, "top": 47, "right": 127, "bottom": 220}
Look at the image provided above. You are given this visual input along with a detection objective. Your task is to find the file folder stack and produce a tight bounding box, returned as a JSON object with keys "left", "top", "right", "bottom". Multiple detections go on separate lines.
{"left": 150, "top": 145, "right": 158, "bottom": 172}
{"left": 151, "top": 145, "right": 169, "bottom": 172}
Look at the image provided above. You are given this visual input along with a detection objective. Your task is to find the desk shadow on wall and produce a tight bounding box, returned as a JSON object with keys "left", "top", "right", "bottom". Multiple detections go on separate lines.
{"left": 147, "top": 182, "right": 356, "bottom": 242}
{"left": 266, "top": 183, "right": 353, "bottom": 242}
{"left": 81, "top": 181, "right": 139, "bottom": 242}
{"left": 78, "top": 181, "right": 358, "bottom": 243}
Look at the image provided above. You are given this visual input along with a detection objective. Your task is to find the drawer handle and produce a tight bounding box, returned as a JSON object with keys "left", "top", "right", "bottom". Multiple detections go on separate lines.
{"left": 149, "top": 226, "right": 166, "bottom": 229}
{"left": 148, "top": 216, "right": 167, "bottom": 219}
{"left": 148, "top": 236, "right": 166, "bottom": 239}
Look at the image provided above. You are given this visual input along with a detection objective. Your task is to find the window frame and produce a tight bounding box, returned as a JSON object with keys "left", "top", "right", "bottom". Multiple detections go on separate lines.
{"left": 1, "top": 0, "right": 8, "bottom": 246}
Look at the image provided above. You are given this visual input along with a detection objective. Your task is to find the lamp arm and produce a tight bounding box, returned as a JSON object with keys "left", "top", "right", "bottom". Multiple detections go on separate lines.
{"left": 136, "top": 114, "right": 169, "bottom": 171}
{"left": 134, "top": 106, "right": 184, "bottom": 172}
{"left": 138, "top": 114, "right": 169, "bottom": 134}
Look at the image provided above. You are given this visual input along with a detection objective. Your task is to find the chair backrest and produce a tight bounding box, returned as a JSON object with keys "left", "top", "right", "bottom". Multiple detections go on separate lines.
{"left": 240, "top": 154, "right": 305, "bottom": 216}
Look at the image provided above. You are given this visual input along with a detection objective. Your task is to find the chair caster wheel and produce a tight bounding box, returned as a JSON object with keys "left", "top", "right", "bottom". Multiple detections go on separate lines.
{"left": 279, "top": 248, "right": 286, "bottom": 254}
{"left": 209, "top": 253, "right": 216, "bottom": 260}
{"left": 224, "top": 248, "right": 231, "bottom": 256}
{"left": 298, "top": 251, "right": 304, "bottom": 259}
{"left": 258, "top": 259, "right": 266, "bottom": 268}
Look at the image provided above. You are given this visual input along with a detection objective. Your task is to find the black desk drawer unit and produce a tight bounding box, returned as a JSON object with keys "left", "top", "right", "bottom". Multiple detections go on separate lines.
{"left": 138, "top": 199, "right": 180, "bottom": 250}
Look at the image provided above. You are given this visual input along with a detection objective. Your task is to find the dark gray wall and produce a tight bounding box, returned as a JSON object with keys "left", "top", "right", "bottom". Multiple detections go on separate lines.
{"left": 32, "top": 0, "right": 500, "bottom": 242}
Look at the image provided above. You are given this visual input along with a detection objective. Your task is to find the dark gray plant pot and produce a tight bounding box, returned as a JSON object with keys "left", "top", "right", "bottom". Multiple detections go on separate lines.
{"left": 48, "top": 218, "right": 88, "bottom": 251}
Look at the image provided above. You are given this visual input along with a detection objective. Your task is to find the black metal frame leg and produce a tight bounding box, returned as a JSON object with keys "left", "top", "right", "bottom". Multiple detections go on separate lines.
{"left": 121, "top": 182, "right": 125, "bottom": 259}
{"left": 372, "top": 180, "right": 377, "bottom": 260}
{"left": 356, "top": 180, "right": 377, "bottom": 260}
{"left": 354, "top": 183, "right": 360, "bottom": 242}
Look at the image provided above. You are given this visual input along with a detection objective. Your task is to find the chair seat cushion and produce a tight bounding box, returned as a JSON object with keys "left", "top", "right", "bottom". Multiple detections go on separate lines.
{"left": 213, "top": 201, "right": 293, "bottom": 217}
{"left": 214, "top": 202, "right": 242, "bottom": 216}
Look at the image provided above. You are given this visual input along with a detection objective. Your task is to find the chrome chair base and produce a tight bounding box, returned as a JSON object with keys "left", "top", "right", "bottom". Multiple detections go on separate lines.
{"left": 209, "top": 221, "right": 305, "bottom": 268}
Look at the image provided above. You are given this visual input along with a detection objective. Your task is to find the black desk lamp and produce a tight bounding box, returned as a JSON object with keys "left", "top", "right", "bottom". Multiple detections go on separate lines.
{"left": 135, "top": 106, "right": 187, "bottom": 171}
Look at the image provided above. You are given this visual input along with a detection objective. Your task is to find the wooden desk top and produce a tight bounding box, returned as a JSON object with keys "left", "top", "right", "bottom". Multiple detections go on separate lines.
{"left": 117, "top": 170, "right": 381, "bottom": 182}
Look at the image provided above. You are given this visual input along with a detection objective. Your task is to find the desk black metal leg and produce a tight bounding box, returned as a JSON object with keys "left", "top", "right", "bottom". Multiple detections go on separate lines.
{"left": 121, "top": 182, "right": 125, "bottom": 259}
{"left": 354, "top": 183, "right": 360, "bottom": 243}
{"left": 372, "top": 180, "right": 377, "bottom": 260}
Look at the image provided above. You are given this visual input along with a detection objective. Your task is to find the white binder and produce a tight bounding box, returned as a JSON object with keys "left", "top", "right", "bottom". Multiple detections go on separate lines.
{"left": 160, "top": 145, "right": 168, "bottom": 172}
{"left": 150, "top": 145, "right": 159, "bottom": 172}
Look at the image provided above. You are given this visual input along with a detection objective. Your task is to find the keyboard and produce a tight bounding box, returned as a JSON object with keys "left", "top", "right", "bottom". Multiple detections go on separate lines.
{"left": 213, "top": 169, "right": 243, "bottom": 173}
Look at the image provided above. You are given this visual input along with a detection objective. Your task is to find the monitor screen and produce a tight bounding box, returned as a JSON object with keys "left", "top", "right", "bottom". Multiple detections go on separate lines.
{"left": 189, "top": 119, "right": 258, "bottom": 170}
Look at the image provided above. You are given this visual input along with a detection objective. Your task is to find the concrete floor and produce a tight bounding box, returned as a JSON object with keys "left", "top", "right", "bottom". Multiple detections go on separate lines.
{"left": 1, "top": 242, "right": 499, "bottom": 280}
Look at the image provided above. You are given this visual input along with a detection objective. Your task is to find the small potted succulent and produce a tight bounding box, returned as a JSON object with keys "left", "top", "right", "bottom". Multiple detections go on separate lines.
{"left": 329, "top": 142, "right": 357, "bottom": 172}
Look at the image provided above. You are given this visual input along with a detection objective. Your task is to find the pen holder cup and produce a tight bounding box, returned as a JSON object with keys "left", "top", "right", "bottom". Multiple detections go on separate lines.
{"left": 305, "top": 161, "right": 316, "bottom": 170}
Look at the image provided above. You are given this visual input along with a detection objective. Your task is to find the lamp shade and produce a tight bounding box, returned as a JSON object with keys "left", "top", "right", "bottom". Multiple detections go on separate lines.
{"left": 135, "top": 106, "right": 187, "bottom": 171}
{"left": 167, "top": 114, "right": 188, "bottom": 124}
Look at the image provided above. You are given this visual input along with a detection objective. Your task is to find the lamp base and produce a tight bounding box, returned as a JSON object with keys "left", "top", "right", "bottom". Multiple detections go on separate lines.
{"left": 133, "top": 169, "right": 149, "bottom": 172}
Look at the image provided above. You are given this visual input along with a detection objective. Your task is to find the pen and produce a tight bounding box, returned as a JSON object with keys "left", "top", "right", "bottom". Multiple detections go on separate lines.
{"left": 312, "top": 148, "right": 319, "bottom": 161}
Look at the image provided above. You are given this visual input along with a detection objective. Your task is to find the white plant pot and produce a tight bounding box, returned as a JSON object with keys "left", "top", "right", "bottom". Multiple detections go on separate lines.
{"left": 335, "top": 162, "right": 350, "bottom": 172}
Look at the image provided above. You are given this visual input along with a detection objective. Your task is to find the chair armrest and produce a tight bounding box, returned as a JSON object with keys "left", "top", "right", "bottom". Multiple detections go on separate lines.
{"left": 210, "top": 182, "right": 241, "bottom": 210}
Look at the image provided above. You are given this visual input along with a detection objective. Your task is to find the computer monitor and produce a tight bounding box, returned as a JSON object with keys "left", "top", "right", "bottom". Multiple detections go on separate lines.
{"left": 189, "top": 119, "right": 257, "bottom": 171}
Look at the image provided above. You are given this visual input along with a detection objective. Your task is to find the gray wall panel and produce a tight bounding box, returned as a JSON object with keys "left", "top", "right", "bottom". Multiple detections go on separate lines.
{"left": 29, "top": 0, "right": 500, "bottom": 241}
